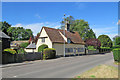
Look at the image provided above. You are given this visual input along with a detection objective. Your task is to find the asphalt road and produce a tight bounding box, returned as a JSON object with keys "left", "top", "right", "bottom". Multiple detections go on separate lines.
{"left": 2, "top": 53, "right": 114, "bottom": 78}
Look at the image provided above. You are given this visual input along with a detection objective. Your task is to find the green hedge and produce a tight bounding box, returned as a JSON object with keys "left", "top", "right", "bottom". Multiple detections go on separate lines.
{"left": 112, "top": 45, "right": 120, "bottom": 49}
{"left": 113, "top": 48, "right": 120, "bottom": 62}
{"left": 43, "top": 48, "right": 56, "bottom": 60}
{"left": 4, "top": 48, "right": 17, "bottom": 54}
{"left": 38, "top": 44, "right": 48, "bottom": 52}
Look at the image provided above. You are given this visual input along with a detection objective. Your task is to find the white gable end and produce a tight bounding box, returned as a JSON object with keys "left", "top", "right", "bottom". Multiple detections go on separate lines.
{"left": 36, "top": 28, "right": 52, "bottom": 51}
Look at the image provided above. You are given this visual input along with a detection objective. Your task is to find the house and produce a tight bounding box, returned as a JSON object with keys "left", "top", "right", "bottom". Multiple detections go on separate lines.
{"left": 35, "top": 22, "right": 85, "bottom": 56}
{"left": 10, "top": 40, "right": 28, "bottom": 49}
{"left": 0, "top": 31, "right": 10, "bottom": 51}
{"left": 25, "top": 42, "right": 36, "bottom": 52}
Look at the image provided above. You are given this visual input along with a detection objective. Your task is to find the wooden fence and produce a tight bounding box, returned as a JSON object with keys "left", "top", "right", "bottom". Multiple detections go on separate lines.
{"left": 2, "top": 52, "right": 41, "bottom": 64}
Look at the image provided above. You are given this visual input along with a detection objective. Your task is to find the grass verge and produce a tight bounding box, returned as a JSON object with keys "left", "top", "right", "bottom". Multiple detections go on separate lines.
{"left": 75, "top": 65, "right": 118, "bottom": 78}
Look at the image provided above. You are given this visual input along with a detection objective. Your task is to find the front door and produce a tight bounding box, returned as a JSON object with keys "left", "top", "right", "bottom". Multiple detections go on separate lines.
{"left": 74, "top": 48, "right": 76, "bottom": 56}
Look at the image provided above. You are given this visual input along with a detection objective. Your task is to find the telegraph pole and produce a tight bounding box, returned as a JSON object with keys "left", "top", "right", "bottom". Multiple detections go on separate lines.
{"left": 63, "top": 14, "right": 66, "bottom": 57}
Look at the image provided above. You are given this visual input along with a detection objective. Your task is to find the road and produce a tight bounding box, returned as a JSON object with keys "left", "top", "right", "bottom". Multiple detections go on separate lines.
{"left": 2, "top": 53, "right": 114, "bottom": 78}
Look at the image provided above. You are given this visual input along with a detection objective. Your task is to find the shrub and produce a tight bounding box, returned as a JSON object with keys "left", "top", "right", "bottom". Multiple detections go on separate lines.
{"left": 113, "top": 48, "right": 120, "bottom": 62}
{"left": 38, "top": 44, "right": 48, "bottom": 52}
{"left": 112, "top": 45, "right": 120, "bottom": 49}
{"left": 17, "top": 48, "right": 26, "bottom": 54}
{"left": 43, "top": 48, "right": 56, "bottom": 60}
{"left": 88, "top": 46, "right": 96, "bottom": 50}
{"left": 20, "top": 42, "right": 29, "bottom": 48}
{"left": 4, "top": 48, "right": 17, "bottom": 54}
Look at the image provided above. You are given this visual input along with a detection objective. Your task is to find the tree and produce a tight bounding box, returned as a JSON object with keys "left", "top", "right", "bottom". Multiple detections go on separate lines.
{"left": 0, "top": 21, "right": 11, "bottom": 35}
{"left": 60, "top": 16, "right": 96, "bottom": 40}
{"left": 0, "top": 21, "right": 33, "bottom": 41}
{"left": 113, "top": 36, "right": 120, "bottom": 45}
{"left": 98, "top": 35, "right": 113, "bottom": 48}
{"left": 7, "top": 26, "right": 33, "bottom": 41}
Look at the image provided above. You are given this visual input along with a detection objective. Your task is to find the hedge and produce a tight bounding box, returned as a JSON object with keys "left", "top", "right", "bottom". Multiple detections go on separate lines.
{"left": 112, "top": 45, "right": 120, "bottom": 49}
{"left": 4, "top": 48, "right": 17, "bottom": 54}
{"left": 43, "top": 48, "right": 56, "bottom": 60}
{"left": 113, "top": 48, "right": 120, "bottom": 62}
{"left": 38, "top": 44, "right": 48, "bottom": 52}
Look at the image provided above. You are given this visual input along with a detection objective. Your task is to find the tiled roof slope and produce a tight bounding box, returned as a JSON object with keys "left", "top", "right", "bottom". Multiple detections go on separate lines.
{"left": 43, "top": 27, "right": 85, "bottom": 44}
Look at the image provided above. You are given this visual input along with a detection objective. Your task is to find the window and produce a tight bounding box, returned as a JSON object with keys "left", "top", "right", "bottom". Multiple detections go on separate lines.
{"left": 65, "top": 48, "right": 73, "bottom": 53}
{"left": 78, "top": 48, "right": 84, "bottom": 52}
{"left": 67, "top": 38, "right": 71, "bottom": 44}
{"left": 42, "top": 38, "right": 45, "bottom": 42}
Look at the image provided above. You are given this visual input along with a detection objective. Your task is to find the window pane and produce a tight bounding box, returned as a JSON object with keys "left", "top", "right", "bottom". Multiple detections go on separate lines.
{"left": 42, "top": 38, "right": 45, "bottom": 42}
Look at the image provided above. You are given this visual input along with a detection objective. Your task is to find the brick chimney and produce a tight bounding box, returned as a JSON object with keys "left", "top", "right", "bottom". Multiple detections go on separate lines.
{"left": 65, "top": 20, "right": 70, "bottom": 31}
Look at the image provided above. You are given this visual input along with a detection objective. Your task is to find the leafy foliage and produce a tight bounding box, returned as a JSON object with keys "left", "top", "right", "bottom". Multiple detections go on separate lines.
{"left": 43, "top": 48, "right": 56, "bottom": 60}
{"left": 38, "top": 44, "right": 48, "bottom": 52}
{"left": 4, "top": 48, "right": 17, "bottom": 54}
{"left": 85, "top": 38, "right": 101, "bottom": 47}
{"left": 0, "top": 21, "right": 33, "bottom": 41}
{"left": 60, "top": 16, "right": 96, "bottom": 40}
{"left": 87, "top": 46, "right": 96, "bottom": 50}
{"left": 114, "top": 36, "right": 120, "bottom": 45}
{"left": 0, "top": 21, "right": 11, "bottom": 35}
{"left": 113, "top": 48, "right": 120, "bottom": 62}
{"left": 98, "top": 35, "right": 113, "bottom": 48}
{"left": 17, "top": 48, "right": 26, "bottom": 54}
{"left": 113, "top": 45, "right": 120, "bottom": 49}
{"left": 19, "top": 42, "right": 29, "bottom": 48}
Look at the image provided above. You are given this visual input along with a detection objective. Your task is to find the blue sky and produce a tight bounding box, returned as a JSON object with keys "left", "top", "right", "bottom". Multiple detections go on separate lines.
{"left": 2, "top": 2, "right": 118, "bottom": 40}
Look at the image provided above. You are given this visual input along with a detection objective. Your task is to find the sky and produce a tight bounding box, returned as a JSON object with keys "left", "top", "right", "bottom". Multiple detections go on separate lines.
{"left": 2, "top": 2, "right": 119, "bottom": 40}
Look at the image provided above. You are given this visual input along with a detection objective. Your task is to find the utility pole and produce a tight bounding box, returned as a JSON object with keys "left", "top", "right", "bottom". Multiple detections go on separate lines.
{"left": 63, "top": 14, "right": 66, "bottom": 57}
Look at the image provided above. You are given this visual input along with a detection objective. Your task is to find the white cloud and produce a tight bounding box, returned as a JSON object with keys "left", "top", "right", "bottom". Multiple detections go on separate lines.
{"left": 12, "top": 23, "right": 22, "bottom": 27}
{"left": 92, "top": 26, "right": 118, "bottom": 40}
{"left": 12, "top": 22, "right": 61, "bottom": 36}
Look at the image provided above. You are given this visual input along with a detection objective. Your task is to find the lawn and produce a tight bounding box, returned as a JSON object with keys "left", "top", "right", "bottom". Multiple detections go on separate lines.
{"left": 75, "top": 65, "right": 118, "bottom": 78}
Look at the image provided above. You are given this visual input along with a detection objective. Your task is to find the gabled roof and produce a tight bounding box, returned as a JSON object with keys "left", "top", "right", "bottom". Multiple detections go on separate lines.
{"left": 26, "top": 43, "right": 36, "bottom": 49}
{"left": 39, "top": 27, "right": 85, "bottom": 44}
{"left": 0, "top": 31, "right": 10, "bottom": 39}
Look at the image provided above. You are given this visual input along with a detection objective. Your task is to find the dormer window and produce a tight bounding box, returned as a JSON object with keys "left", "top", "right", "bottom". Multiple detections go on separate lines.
{"left": 67, "top": 38, "right": 71, "bottom": 44}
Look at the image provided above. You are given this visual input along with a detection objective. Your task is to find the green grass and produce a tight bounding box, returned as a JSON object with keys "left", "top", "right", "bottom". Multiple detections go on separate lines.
{"left": 75, "top": 65, "right": 118, "bottom": 78}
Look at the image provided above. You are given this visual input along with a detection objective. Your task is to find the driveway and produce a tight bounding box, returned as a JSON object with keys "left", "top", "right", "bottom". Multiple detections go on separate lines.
{"left": 2, "top": 52, "right": 114, "bottom": 78}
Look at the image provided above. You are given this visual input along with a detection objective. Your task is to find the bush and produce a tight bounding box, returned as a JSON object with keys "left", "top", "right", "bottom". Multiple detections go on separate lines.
{"left": 43, "top": 48, "right": 56, "bottom": 60}
{"left": 88, "top": 46, "right": 96, "bottom": 50}
{"left": 20, "top": 42, "right": 29, "bottom": 48}
{"left": 112, "top": 45, "right": 120, "bottom": 49}
{"left": 4, "top": 48, "right": 17, "bottom": 54}
{"left": 38, "top": 44, "right": 48, "bottom": 52}
{"left": 17, "top": 48, "right": 26, "bottom": 54}
{"left": 113, "top": 48, "right": 120, "bottom": 62}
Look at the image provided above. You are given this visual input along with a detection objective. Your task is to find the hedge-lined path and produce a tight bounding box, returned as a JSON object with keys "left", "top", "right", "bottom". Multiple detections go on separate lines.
{"left": 2, "top": 52, "right": 114, "bottom": 78}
